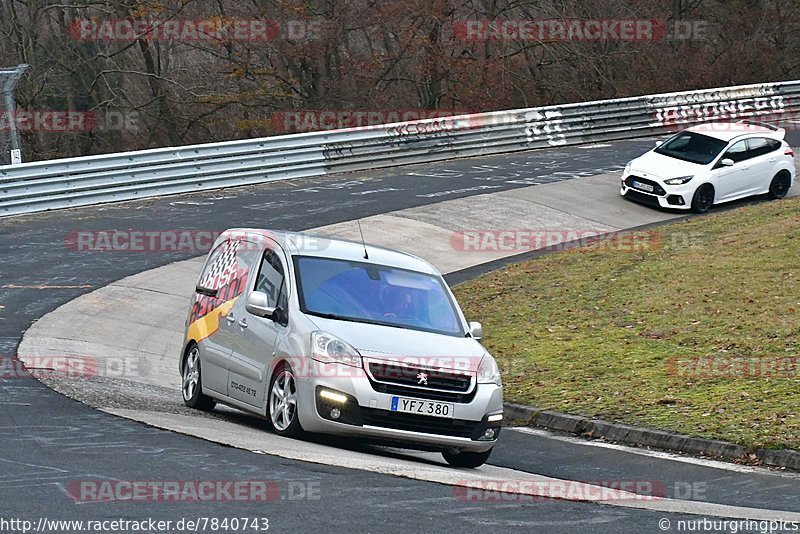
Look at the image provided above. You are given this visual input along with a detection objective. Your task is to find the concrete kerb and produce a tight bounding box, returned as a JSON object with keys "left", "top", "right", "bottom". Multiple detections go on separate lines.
{"left": 503, "top": 403, "right": 800, "bottom": 471}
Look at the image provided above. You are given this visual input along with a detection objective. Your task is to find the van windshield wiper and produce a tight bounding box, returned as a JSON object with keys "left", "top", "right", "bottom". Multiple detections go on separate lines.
{"left": 305, "top": 310, "right": 462, "bottom": 337}
{"left": 307, "top": 311, "right": 360, "bottom": 323}
{"left": 308, "top": 310, "right": 397, "bottom": 328}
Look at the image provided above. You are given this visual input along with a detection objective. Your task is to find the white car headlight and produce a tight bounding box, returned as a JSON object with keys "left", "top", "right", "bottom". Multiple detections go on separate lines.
{"left": 623, "top": 161, "right": 633, "bottom": 175}
{"left": 477, "top": 354, "right": 502, "bottom": 386}
{"left": 664, "top": 175, "right": 694, "bottom": 185}
{"left": 311, "top": 332, "right": 361, "bottom": 367}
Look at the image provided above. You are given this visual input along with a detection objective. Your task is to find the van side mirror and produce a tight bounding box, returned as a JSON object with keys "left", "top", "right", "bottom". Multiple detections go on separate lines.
{"left": 654, "top": 140, "right": 663, "bottom": 147}
{"left": 246, "top": 291, "right": 276, "bottom": 320}
{"left": 469, "top": 321, "right": 483, "bottom": 341}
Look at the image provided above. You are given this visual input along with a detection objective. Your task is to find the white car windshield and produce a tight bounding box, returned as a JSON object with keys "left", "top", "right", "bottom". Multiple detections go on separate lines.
{"left": 655, "top": 131, "right": 728, "bottom": 165}
{"left": 294, "top": 256, "right": 463, "bottom": 336}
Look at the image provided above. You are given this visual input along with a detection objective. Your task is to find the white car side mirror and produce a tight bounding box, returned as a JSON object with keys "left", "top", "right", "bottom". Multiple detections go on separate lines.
{"left": 720, "top": 158, "right": 734, "bottom": 167}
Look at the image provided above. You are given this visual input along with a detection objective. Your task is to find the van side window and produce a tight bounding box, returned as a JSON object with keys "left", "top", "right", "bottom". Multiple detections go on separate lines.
{"left": 198, "top": 240, "right": 230, "bottom": 291}
{"left": 202, "top": 239, "right": 259, "bottom": 303}
{"left": 255, "top": 249, "right": 286, "bottom": 309}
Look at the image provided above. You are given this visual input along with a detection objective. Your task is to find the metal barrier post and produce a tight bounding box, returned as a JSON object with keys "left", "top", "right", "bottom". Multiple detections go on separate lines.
{"left": 0, "top": 64, "right": 30, "bottom": 165}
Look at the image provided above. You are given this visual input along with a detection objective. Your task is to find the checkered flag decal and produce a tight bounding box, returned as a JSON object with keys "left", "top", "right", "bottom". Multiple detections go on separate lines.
{"left": 199, "top": 239, "right": 240, "bottom": 291}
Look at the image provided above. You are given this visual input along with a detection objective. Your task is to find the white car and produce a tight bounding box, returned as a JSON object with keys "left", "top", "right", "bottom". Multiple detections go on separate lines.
{"left": 621, "top": 120, "right": 795, "bottom": 213}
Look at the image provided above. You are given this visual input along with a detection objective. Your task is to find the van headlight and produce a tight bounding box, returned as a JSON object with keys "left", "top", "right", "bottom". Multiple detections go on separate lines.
{"left": 664, "top": 175, "right": 694, "bottom": 185}
{"left": 311, "top": 332, "right": 362, "bottom": 367}
{"left": 477, "top": 354, "right": 502, "bottom": 386}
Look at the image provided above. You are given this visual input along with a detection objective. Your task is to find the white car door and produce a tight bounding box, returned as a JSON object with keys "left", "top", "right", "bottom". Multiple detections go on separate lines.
{"left": 745, "top": 137, "right": 782, "bottom": 194}
{"left": 742, "top": 137, "right": 781, "bottom": 195}
{"left": 713, "top": 140, "right": 751, "bottom": 201}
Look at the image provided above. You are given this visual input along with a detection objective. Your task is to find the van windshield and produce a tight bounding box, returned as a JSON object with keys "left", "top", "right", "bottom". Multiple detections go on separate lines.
{"left": 293, "top": 256, "right": 463, "bottom": 336}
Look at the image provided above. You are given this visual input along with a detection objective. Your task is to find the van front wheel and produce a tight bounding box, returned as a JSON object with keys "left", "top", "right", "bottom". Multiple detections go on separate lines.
{"left": 268, "top": 362, "right": 304, "bottom": 438}
{"left": 442, "top": 448, "right": 492, "bottom": 468}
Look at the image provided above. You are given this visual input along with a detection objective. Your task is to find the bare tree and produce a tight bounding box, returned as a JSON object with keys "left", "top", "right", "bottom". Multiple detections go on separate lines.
{"left": 0, "top": 0, "right": 796, "bottom": 161}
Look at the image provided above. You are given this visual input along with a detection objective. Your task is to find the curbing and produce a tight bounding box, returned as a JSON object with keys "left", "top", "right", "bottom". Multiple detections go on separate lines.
{"left": 503, "top": 402, "right": 800, "bottom": 471}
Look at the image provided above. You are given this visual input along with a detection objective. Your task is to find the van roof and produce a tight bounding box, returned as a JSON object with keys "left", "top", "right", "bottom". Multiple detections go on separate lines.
{"left": 218, "top": 228, "right": 439, "bottom": 275}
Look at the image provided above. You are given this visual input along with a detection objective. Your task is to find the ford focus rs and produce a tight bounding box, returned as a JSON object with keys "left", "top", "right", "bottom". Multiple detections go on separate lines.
{"left": 621, "top": 120, "right": 794, "bottom": 213}
{"left": 179, "top": 229, "right": 503, "bottom": 467}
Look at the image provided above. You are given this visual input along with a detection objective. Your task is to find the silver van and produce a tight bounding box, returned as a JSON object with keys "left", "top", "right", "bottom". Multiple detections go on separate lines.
{"left": 180, "top": 229, "right": 503, "bottom": 467}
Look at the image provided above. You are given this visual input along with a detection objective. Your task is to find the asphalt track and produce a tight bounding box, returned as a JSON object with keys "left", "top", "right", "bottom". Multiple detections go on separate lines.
{"left": 2, "top": 137, "right": 800, "bottom": 533}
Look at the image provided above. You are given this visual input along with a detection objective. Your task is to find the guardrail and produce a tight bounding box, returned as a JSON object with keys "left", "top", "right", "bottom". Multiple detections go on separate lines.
{"left": 2, "top": 80, "right": 799, "bottom": 217}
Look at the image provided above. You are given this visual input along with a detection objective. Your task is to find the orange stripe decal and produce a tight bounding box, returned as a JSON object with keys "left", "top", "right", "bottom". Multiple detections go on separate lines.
{"left": 185, "top": 297, "right": 238, "bottom": 344}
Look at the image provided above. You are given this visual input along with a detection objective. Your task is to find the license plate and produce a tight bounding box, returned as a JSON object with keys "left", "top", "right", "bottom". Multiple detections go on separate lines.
{"left": 391, "top": 397, "right": 454, "bottom": 418}
{"left": 632, "top": 180, "right": 654, "bottom": 192}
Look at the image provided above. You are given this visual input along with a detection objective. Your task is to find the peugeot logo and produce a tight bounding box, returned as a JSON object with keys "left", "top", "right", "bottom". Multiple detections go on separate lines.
{"left": 416, "top": 372, "right": 428, "bottom": 386}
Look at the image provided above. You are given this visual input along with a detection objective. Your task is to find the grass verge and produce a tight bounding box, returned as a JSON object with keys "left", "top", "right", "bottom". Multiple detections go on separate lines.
{"left": 454, "top": 197, "right": 800, "bottom": 450}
